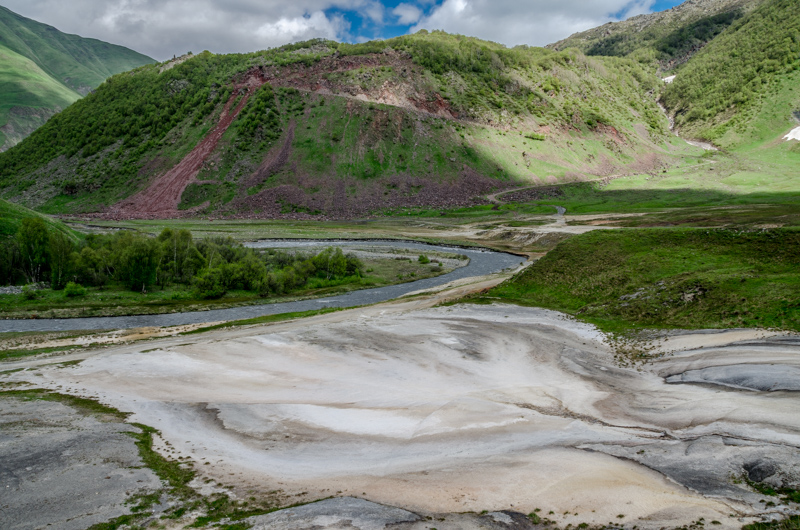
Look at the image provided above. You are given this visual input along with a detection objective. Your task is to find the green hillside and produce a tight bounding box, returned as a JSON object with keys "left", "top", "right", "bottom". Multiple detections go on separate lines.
{"left": 0, "top": 5, "right": 155, "bottom": 151}
{"left": 0, "top": 32, "right": 672, "bottom": 218}
{"left": 483, "top": 228, "right": 800, "bottom": 334}
{"left": 0, "top": 197, "right": 76, "bottom": 239}
{"left": 554, "top": 0, "right": 800, "bottom": 148}
{"left": 661, "top": 0, "right": 800, "bottom": 146}
{"left": 0, "top": 44, "right": 81, "bottom": 149}
{"left": 549, "top": 0, "right": 761, "bottom": 71}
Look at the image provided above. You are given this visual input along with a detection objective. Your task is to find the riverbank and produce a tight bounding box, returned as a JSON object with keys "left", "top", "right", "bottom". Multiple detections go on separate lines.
{"left": 0, "top": 244, "right": 467, "bottom": 321}
{"left": 0, "top": 241, "right": 524, "bottom": 332}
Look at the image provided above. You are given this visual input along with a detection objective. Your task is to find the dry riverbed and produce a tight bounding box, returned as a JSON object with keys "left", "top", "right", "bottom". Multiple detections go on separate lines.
{"left": 2, "top": 296, "right": 798, "bottom": 529}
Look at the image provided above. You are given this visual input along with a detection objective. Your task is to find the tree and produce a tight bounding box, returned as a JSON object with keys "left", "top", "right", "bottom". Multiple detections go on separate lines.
{"left": 118, "top": 237, "right": 161, "bottom": 292}
{"left": 192, "top": 268, "right": 227, "bottom": 299}
{"left": 312, "top": 247, "right": 347, "bottom": 280}
{"left": 329, "top": 248, "right": 347, "bottom": 278}
{"left": 49, "top": 231, "right": 75, "bottom": 290}
{"left": 0, "top": 238, "right": 19, "bottom": 286}
{"left": 17, "top": 217, "right": 49, "bottom": 283}
{"left": 158, "top": 228, "right": 197, "bottom": 283}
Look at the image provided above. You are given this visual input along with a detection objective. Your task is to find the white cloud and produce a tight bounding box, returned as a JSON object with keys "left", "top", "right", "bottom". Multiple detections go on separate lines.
{"left": 393, "top": 3, "right": 422, "bottom": 25}
{"left": 412, "top": 0, "right": 658, "bottom": 47}
{"left": 362, "top": 1, "right": 385, "bottom": 23}
{"left": 0, "top": 0, "right": 368, "bottom": 60}
{"left": 0, "top": 0, "right": 661, "bottom": 61}
{"left": 255, "top": 11, "right": 344, "bottom": 43}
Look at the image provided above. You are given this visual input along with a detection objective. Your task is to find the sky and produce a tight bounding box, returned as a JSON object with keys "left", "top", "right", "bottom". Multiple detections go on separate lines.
{"left": 1, "top": 0, "right": 684, "bottom": 61}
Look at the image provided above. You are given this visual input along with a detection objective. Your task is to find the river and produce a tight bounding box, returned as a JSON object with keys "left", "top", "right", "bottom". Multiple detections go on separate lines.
{"left": 0, "top": 240, "right": 525, "bottom": 332}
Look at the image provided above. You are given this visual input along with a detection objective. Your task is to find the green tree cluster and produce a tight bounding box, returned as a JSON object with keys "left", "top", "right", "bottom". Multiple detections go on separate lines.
{"left": 0, "top": 220, "right": 365, "bottom": 301}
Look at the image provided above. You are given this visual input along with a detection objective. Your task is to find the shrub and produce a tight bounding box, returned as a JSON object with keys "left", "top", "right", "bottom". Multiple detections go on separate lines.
{"left": 192, "top": 269, "right": 227, "bottom": 299}
{"left": 64, "top": 282, "right": 87, "bottom": 297}
{"left": 418, "top": 254, "right": 430, "bottom": 264}
{"left": 525, "top": 132, "right": 546, "bottom": 141}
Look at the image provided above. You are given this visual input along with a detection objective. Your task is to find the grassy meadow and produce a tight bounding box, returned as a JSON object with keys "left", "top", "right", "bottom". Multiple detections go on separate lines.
{"left": 480, "top": 228, "right": 800, "bottom": 334}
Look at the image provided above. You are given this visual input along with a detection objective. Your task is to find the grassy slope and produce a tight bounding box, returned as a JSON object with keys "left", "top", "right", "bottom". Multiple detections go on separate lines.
{"left": 661, "top": 0, "right": 800, "bottom": 144}
{"left": 520, "top": 0, "right": 800, "bottom": 221}
{"left": 0, "top": 44, "right": 81, "bottom": 147}
{"left": 0, "top": 197, "right": 77, "bottom": 239}
{"left": 0, "top": 33, "right": 672, "bottom": 214}
{"left": 549, "top": 0, "right": 760, "bottom": 69}
{"left": 485, "top": 228, "right": 800, "bottom": 333}
{"left": 0, "top": 6, "right": 154, "bottom": 91}
{"left": 0, "top": 5, "right": 154, "bottom": 150}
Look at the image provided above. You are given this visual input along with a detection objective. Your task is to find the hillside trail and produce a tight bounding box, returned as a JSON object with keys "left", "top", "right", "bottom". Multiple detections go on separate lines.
{"left": 109, "top": 74, "right": 265, "bottom": 219}
{"left": 486, "top": 173, "right": 619, "bottom": 207}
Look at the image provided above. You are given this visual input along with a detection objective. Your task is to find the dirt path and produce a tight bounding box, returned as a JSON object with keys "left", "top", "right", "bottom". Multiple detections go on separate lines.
{"left": 110, "top": 78, "right": 265, "bottom": 219}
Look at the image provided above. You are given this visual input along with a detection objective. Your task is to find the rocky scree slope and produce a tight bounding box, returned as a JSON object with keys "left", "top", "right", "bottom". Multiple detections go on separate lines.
{"left": 0, "top": 6, "right": 155, "bottom": 152}
{"left": 0, "top": 32, "right": 671, "bottom": 219}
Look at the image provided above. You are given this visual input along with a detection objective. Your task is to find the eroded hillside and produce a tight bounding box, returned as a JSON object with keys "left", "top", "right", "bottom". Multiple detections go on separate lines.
{"left": 0, "top": 33, "right": 672, "bottom": 219}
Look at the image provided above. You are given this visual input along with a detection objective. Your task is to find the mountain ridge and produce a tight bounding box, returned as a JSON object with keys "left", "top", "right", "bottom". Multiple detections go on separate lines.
{"left": 548, "top": 0, "right": 763, "bottom": 71}
{"left": 1, "top": 0, "right": 798, "bottom": 220}
{"left": 0, "top": 5, "right": 155, "bottom": 151}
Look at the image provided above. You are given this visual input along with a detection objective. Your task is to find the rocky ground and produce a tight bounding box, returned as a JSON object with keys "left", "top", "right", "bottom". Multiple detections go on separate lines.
{"left": 0, "top": 394, "right": 162, "bottom": 529}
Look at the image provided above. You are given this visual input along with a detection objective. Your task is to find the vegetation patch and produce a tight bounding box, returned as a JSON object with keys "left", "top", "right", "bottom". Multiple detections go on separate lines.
{"left": 743, "top": 516, "right": 800, "bottom": 530}
{"left": 0, "top": 219, "right": 460, "bottom": 318}
{"left": 477, "top": 228, "right": 800, "bottom": 334}
{"left": 0, "top": 344, "right": 84, "bottom": 362}
{"left": 0, "top": 388, "right": 129, "bottom": 420}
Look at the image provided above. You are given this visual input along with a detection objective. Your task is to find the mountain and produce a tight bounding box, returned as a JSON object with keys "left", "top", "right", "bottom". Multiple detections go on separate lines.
{"left": 660, "top": 0, "right": 800, "bottom": 146}
{"left": 0, "top": 5, "right": 155, "bottom": 151}
{"left": 553, "top": 0, "right": 800, "bottom": 149}
{"left": 549, "top": 0, "right": 762, "bottom": 72}
{"left": 0, "top": 32, "right": 671, "bottom": 219}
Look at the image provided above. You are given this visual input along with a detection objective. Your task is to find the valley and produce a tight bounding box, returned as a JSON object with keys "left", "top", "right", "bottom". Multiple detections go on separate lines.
{"left": 0, "top": 0, "right": 799, "bottom": 528}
